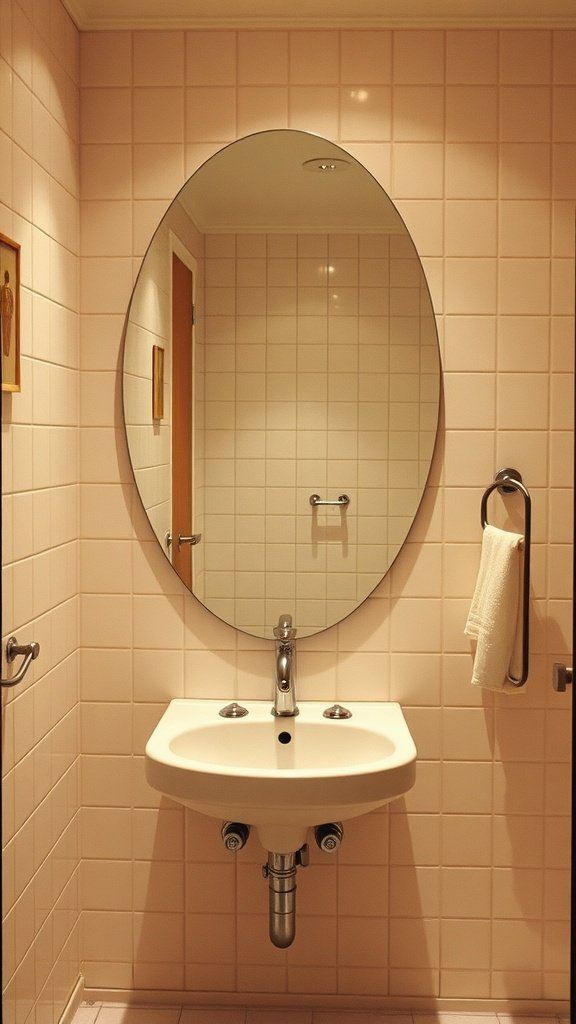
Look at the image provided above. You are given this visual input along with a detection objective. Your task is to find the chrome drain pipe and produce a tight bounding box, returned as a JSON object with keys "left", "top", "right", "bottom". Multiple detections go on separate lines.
{"left": 263, "top": 846, "right": 308, "bottom": 948}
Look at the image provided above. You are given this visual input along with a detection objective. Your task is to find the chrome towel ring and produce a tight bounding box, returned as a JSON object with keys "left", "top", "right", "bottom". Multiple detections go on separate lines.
{"left": 480, "top": 467, "right": 531, "bottom": 687}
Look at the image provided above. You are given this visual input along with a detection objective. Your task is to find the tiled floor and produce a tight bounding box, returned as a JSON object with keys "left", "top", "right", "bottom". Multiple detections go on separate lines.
{"left": 74, "top": 1003, "right": 570, "bottom": 1024}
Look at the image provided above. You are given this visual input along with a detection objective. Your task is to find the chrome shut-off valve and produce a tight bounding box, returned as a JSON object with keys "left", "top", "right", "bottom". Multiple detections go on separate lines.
{"left": 314, "top": 822, "right": 343, "bottom": 852}
{"left": 221, "top": 821, "right": 250, "bottom": 851}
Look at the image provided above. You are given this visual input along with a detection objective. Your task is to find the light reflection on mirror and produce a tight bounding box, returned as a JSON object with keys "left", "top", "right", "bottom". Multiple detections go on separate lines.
{"left": 122, "top": 130, "right": 440, "bottom": 640}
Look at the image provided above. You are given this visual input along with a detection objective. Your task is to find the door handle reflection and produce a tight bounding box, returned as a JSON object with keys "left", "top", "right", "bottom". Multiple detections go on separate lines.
{"left": 165, "top": 532, "right": 202, "bottom": 549}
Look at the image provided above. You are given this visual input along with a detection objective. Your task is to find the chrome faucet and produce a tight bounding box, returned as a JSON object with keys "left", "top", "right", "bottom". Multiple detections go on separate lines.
{"left": 272, "top": 614, "right": 298, "bottom": 717}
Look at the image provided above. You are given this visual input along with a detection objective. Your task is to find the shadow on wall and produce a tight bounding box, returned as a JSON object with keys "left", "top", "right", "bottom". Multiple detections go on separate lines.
{"left": 130, "top": 800, "right": 436, "bottom": 995}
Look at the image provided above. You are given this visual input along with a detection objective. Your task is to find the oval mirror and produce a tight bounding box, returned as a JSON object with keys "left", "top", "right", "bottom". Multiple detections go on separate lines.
{"left": 122, "top": 129, "right": 440, "bottom": 640}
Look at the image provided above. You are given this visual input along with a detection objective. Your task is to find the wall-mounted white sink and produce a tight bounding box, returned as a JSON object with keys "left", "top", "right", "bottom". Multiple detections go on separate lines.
{"left": 145, "top": 699, "right": 417, "bottom": 852}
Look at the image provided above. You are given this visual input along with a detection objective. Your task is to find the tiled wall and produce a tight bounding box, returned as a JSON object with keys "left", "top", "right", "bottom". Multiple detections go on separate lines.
{"left": 1, "top": 2, "right": 82, "bottom": 1024}
{"left": 78, "top": 26, "right": 575, "bottom": 1008}
{"left": 1, "top": 12, "right": 574, "bottom": 1021}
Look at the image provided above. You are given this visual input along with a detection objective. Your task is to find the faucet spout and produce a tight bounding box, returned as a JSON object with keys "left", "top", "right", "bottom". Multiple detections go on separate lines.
{"left": 272, "top": 615, "right": 298, "bottom": 716}
{"left": 277, "top": 648, "right": 291, "bottom": 691}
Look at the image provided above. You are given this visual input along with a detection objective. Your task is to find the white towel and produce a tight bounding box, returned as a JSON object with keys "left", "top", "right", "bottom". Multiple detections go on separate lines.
{"left": 464, "top": 524, "right": 524, "bottom": 692}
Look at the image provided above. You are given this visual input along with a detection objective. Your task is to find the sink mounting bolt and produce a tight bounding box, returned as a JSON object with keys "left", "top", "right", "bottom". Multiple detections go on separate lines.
{"left": 221, "top": 821, "right": 250, "bottom": 851}
{"left": 314, "top": 822, "right": 343, "bottom": 852}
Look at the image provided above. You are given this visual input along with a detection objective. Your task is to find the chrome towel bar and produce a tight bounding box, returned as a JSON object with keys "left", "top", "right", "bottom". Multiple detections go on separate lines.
{"left": 1, "top": 636, "right": 40, "bottom": 688}
{"left": 480, "top": 467, "right": 531, "bottom": 687}
{"left": 309, "top": 494, "right": 350, "bottom": 508}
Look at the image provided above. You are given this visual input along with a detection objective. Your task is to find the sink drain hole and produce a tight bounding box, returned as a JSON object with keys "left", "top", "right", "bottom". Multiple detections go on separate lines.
{"left": 278, "top": 731, "right": 292, "bottom": 744}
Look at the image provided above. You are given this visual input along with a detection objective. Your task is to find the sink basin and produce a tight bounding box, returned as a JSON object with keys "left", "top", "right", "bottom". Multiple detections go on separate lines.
{"left": 145, "top": 699, "right": 417, "bottom": 852}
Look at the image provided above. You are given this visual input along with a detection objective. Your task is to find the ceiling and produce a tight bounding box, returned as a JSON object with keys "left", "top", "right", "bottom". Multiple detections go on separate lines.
{"left": 62, "top": 0, "right": 576, "bottom": 30}
{"left": 178, "top": 131, "right": 407, "bottom": 233}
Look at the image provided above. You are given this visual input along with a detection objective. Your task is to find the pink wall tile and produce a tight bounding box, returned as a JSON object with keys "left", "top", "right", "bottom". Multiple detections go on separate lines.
{"left": 185, "top": 86, "right": 236, "bottom": 142}
{"left": 446, "top": 30, "right": 498, "bottom": 83}
{"left": 342, "top": 31, "right": 392, "bottom": 84}
{"left": 341, "top": 86, "right": 392, "bottom": 141}
{"left": 500, "top": 86, "right": 552, "bottom": 142}
{"left": 133, "top": 31, "right": 185, "bottom": 86}
{"left": 133, "top": 88, "right": 185, "bottom": 144}
{"left": 80, "top": 32, "right": 132, "bottom": 87}
{"left": 392, "top": 142, "right": 444, "bottom": 197}
{"left": 500, "top": 30, "right": 552, "bottom": 84}
{"left": 289, "top": 32, "right": 340, "bottom": 85}
{"left": 81, "top": 88, "right": 132, "bottom": 144}
{"left": 238, "top": 31, "right": 289, "bottom": 84}
{"left": 393, "top": 31, "right": 444, "bottom": 84}
{"left": 81, "top": 144, "right": 132, "bottom": 199}
{"left": 132, "top": 143, "right": 186, "bottom": 199}
{"left": 440, "top": 919, "right": 491, "bottom": 970}
{"left": 446, "top": 86, "right": 498, "bottom": 142}
{"left": 393, "top": 86, "right": 444, "bottom": 141}
{"left": 185, "top": 31, "right": 236, "bottom": 85}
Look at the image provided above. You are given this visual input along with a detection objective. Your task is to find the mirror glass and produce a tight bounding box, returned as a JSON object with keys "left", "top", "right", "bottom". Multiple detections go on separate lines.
{"left": 122, "top": 130, "right": 440, "bottom": 640}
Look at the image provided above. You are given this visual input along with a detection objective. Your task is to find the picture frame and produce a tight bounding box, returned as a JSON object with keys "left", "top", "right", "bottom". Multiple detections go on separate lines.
{"left": 1, "top": 233, "right": 21, "bottom": 393}
{"left": 152, "top": 344, "right": 164, "bottom": 420}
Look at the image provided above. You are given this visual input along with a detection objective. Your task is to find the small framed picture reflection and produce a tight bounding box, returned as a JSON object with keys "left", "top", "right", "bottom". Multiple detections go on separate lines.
{"left": 1, "top": 233, "right": 21, "bottom": 393}
{"left": 152, "top": 344, "right": 164, "bottom": 420}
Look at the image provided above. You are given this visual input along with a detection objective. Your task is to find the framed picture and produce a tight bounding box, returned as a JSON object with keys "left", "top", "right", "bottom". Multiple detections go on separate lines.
{"left": 1, "top": 234, "right": 20, "bottom": 393}
{"left": 152, "top": 345, "right": 164, "bottom": 420}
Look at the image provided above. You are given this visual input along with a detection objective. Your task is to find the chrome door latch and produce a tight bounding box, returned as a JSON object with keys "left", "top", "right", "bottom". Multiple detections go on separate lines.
{"left": 553, "top": 663, "right": 573, "bottom": 692}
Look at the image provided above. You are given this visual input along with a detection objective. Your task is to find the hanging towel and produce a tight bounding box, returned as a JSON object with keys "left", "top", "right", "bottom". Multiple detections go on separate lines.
{"left": 464, "top": 524, "right": 524, "bottom": 692}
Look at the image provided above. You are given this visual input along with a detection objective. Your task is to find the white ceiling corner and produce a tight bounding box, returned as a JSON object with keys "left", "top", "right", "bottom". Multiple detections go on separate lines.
{"left": 62, "top": 0, "right": 576, "bottom": 31}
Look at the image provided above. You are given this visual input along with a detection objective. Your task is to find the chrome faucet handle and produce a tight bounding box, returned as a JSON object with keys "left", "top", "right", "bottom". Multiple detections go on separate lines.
{"left": 273, "top": 613, "right": 297, "bottom": 640}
